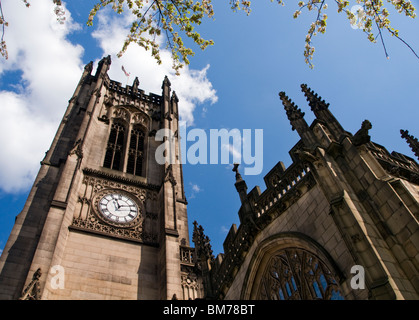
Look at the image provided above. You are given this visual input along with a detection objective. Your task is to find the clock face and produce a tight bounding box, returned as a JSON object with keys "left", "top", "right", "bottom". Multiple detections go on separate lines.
{"left": 98, "top": 193, "right": 139, "bottom": 224}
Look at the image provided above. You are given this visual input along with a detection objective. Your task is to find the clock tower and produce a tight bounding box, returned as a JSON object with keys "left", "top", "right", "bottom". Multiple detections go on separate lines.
{"left": 0, "top": 56, "right": 201, "bottom": 300}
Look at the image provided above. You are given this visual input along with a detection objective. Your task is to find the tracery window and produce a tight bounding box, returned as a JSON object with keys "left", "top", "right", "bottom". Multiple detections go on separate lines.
{"left": 103, "top": 122, "right": 126, "bottom": 171}
{"left": 257, "top": 248, "right": 344, "bottom": 300}
{"left": 102, "top": 109, "right": 147, "bottom": 177}
{"left": 126, "top": 126, "right": 145, "bottom": 176}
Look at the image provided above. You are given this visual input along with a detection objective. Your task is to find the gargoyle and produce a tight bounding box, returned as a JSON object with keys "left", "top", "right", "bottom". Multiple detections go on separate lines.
{"left": 352, "top": 120, "right": 372, "bottom": 146}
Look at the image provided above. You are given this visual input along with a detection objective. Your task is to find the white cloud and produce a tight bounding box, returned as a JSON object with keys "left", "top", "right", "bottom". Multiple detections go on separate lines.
{"left": 0, "top": 0, "right": 84, "bottom": 193}
{"left": 91, "top": 6, "right": 218, "bottom": 125}
{"left": 188, "top": 182, "right": 202, "bottom": 199}
{"left": 0, "top": 91, "right": 57, "bottom": 191}
{"left": 0, "top": 1, "right": 217, "bottom": 194}
{"left": 220, "top": 225, "right": 229, "bottom": 234}
{"left": 191, "top": 184, "right": 201, "bottom": 193}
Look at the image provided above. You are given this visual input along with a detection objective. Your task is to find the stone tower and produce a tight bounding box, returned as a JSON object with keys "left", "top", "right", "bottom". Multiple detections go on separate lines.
{"left": 200, "top": 84, "right": 419, "bottom": 300}
{"left": 0, "top": 56, "right": 200, "bottom": 300}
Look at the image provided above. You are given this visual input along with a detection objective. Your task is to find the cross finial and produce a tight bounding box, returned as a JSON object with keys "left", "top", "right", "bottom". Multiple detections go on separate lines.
{"left": 233, "top": 163, "right": 242, "bottom": 181}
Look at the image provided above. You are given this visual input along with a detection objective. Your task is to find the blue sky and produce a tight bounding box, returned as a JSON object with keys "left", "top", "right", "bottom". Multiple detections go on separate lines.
{"left": 0, "top": 0, "right": 418, "bottom": 257}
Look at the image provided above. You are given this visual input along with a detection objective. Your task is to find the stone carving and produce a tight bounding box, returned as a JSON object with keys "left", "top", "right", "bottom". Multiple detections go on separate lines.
{"left": 352, "top": 120, "right": 372, "bottom": 146}
{"left": 294, "top": 149, "right": 319, "bottom": 164}
{"left": 132, "top": 112, "right": 148, "bottom": 126}
{"left": 103, "top": 94, "right": 114, "bottom": 107}
{"left": 164, "top": 165, "right": 177, "bottom": 186}
{"left": 69, "top": 138, "right": 83, "bottom": 159}
{"left": 19, "top": 268, "right": 42, "bottom": 300}
{"left": 113, "top": 108, "right": 130, "bottom": 122}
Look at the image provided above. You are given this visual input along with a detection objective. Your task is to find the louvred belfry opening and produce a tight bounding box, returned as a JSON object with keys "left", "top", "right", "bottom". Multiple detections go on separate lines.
{"left": 103, "top": 122, "right": 125, "bottom": 171}
{"left": 127, "top": 126, "right": 145, "bottom": 176}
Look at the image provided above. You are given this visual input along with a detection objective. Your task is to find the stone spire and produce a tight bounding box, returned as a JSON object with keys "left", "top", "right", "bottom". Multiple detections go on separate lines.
{"left": 401, "top": 129, "right": 419, "bottom": 160}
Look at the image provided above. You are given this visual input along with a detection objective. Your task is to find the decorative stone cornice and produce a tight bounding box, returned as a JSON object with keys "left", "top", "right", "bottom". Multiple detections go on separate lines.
{"left": 82, "top": 168, "right": 161, "bottom": 191}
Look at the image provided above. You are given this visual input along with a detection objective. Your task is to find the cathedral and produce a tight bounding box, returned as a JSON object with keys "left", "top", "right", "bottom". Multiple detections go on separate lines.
{"left": 0, "top": 57, "right": 418, "bottom": 300}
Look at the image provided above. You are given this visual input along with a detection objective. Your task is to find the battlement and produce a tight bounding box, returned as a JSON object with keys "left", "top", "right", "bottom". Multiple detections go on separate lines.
{"left": 107, "top": 79, "right": 162, "bottom": 105}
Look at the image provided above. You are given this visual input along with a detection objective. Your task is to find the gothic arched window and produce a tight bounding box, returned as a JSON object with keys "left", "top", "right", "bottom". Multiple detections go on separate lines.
{"left": 103, "top": 122, "right": 126, "bottom": 171}
{"left": 257, "top": 247, "right": 344, "bottom": 300}
{"left": 126, "top": 126, "right": 145, "bottom": 176}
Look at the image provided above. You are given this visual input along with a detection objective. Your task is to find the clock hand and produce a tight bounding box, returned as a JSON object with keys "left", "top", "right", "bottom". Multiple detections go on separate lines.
{"left": 113, "top": 198, "right": 121, "bottom": 209}
{"left": 112, "top": 199, "right": 120, "bottom": 210}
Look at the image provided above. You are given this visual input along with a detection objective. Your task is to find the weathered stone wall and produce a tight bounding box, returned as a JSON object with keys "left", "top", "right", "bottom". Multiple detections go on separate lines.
{"left": 43, "top": 230, "right": 159, "bottom": 299}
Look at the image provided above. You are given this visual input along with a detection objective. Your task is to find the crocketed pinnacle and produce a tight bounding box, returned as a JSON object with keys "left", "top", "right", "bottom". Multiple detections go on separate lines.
{"left": 192, "top": 221, "right": 214, "bottom": 261}
{"left": 279, "top": 91, "right": 305, "bottom": 131}
{"left": 400, "top": 129, "right": 419, "bottom": 160}
{"left": 300, "top": 83, "right": 329, "bottom": 112}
